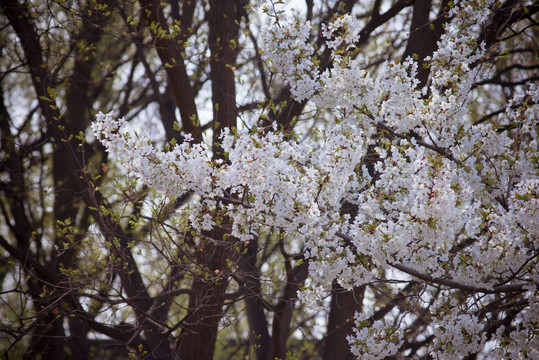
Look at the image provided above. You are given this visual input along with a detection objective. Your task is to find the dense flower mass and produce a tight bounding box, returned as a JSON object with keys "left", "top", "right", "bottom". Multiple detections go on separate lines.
{"left": 94, "top": 0, "right": 538, "bottom": 358}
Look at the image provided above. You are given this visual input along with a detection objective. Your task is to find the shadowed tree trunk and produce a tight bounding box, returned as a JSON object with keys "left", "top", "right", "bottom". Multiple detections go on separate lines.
{"left": 322, "top": 282, "right": 365, "bottom": 360}
{"left": 177, "top": 1, "right": 243, "bottom": 359}
{"left": 239, "top": 237, "right": 272, "bottom": 360}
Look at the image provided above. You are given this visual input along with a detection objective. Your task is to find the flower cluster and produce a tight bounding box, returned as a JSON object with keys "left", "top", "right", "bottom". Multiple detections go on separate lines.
{"left": 431, "top": 313, "right": 487, "bottom": 359}
{"left": 349, "top": 310, "right": 403, "bottom": 360}
{"left": 321, "top": 14, "right": 360, "bottom": 52}
{"left": 262, "top": 12, "right": 319, "bottom": 102}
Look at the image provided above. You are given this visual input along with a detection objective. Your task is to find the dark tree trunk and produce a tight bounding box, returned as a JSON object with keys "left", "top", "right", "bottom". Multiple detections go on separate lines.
{"left": 239, "top": 238, "right": 272, "bottom": 360}
{"left": 401, "top": 0, "right": 448, "bottom": 88}
{"left": 271, "top": 256, "right": 309, "bottom": 360}
{"left": 26, "top": 314, "right": 65, "bottom": 360}
{"left": 208, "top": 0, "right": 242, "bottom": 159}
{"left": 322, "top": 282, "right": 365, "bottom": 360}
{"left": 177, "top": 228, "right": 230, "bottom": 360}
{"left": 177, "top": 1, "right": 242, "bottom": 359}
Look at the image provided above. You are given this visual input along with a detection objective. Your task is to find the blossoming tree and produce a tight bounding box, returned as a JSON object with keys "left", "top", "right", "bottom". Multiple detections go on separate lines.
{"left": 2, "top": 0, "right": 538, "bottom": 359}
{"left": 92, "top": 0, "right": 538, "bottom": 358}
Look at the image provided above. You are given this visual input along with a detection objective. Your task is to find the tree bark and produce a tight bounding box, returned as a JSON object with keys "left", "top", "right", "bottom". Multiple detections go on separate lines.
{"left": 177, "top": 227, "right": 231, "bottom": 360}
{"left": 208, "top": 0, "right": 242, "bottom": 159}
{"left": 272, "top": 254, "right": 308, "bottom": 360}
{"left": 177, "top": 2, "right": 243, "bottom": 358}
{"left": 239, "top": 238, "right": 272, "bottom": 360}
{"left": 401, "top": 0, "right": 448, "bottom": 88}
{"left": 322, "top": 282, "right": 365, "bottom": 360}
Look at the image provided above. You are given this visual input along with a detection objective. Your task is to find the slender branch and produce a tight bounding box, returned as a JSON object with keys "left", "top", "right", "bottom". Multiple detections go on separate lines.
{"left": 0, "top": 235, "right": 55, "bottom": 283}
{"left": 388, "top": 262, "right": 535, "bottom": 294}
{"left": 138, "top": 0, "right": 201, "bottom": 142}
{"left": 333, "top": 230, "right": 535, "bottom": 294}
{"left": 375, "top": 121, "right": 457, "bottom": 162}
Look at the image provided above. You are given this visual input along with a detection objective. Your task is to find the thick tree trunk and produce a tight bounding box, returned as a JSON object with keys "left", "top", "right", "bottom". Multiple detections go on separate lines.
{"left": 401, "top": 0, "right": 448, "bottom": 88}
{"left": 239, "top": 238, "right": 272, "bottom": 360}
{"left": 177, "top": 228, "right": 230, "bottom": 359}
{"left": 26, "top": 314, "right": 65, "bottom": 360}
{"left": 271, "top": 257, "right": 308, "bottom": 360}
{"left": 209, "top": 0, "right": 242, "bottom": 159}
{"left": 322, "top": 282, "right": 365, "bottom": 360}
{"left": 177, "top": 2, "right": 243, "bottom": 357}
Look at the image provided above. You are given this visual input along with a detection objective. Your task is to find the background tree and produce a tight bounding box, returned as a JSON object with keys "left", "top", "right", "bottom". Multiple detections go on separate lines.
{"left": 0, "top": 1, "right": 537, "bottom": 360}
